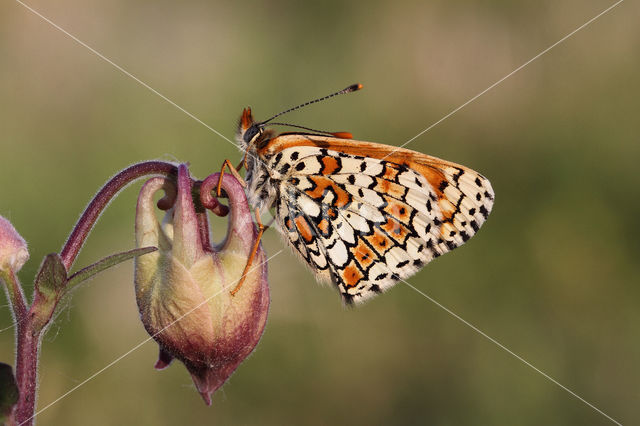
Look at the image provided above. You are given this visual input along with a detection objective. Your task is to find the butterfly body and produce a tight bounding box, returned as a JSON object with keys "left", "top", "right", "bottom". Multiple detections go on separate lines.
{"left": 235, "top": 96, "right": 494, "bottom": 305}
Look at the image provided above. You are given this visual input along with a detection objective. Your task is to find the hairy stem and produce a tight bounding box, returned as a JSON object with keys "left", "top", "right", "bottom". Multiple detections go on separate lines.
{"left": 0, "top": 270, "right": 27, "bottom": 323}
{"left": 0, "top": 269, "right": 36, "bottom": 426}
{"left": 60, "top": 161, "right": 177, "bottom": 271}
{"left": 13, "top": 319, "right": 39, "bottom": 426}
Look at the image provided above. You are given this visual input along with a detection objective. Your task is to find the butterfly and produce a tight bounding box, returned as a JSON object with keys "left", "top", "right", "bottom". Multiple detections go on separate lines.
{"left": 221, "top": 84, "right": 494, "bottom": 305}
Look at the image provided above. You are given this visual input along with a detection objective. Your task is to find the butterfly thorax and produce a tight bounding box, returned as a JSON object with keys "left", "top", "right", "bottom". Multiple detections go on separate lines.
{"left": 237, "top": 107, "right": 280, "bottom": 210}
{"left": 243, "top": 148, "right": 279, "bottom": 210}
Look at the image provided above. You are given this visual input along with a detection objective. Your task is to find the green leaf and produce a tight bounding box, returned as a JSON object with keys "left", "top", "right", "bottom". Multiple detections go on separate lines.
{"left": 67, "top": 247, "right": 157, "bottom": 289}
{"left": 34, "top": 253, "right": 68, "bottom": 300}
{"left": 0, "top": 362, "right": 19, "bottom": 423}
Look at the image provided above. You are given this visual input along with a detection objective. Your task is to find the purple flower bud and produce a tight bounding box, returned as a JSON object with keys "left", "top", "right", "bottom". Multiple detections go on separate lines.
{"left": 134, "top": 164, "right": 269, "bottom": 405}
{"left": 0, "top": 216, "right": 29, "bottom": 273}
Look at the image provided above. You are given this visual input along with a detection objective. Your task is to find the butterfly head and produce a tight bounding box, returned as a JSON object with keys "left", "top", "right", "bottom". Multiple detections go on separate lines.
{"left": 237, "top": 107, "right": 273, "bottom": 152}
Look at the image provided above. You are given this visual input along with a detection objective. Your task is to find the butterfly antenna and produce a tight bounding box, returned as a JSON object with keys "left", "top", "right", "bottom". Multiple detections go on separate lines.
{"left": 268, "top": 122, "right": 352, "bottom": 138}
{"left": 260, "top": 83, "right": 363, "bottom": 125}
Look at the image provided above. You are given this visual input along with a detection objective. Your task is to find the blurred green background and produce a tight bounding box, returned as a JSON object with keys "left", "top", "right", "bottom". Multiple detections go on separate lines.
{"left": 1, "top": 0, "right": 638, "bottom": 424}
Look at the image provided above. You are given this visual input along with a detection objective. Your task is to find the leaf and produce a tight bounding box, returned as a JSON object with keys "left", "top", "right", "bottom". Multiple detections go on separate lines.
{"left": 0, "top": 362, "right": 19, "bottom": 423}
{"left": 34, "top": 253, "right": 68, "bottom": 300}
{"left": 67, "top": 247, "right": 157, "bottom": 289}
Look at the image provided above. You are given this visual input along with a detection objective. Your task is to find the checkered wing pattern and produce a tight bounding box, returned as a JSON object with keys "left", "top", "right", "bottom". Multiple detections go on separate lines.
{"left": 270, "top": 145, "right": 494, "bottom": 304}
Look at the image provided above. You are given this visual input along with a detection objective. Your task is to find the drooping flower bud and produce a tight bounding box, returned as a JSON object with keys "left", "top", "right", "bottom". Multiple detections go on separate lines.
{"left": 134, "top": 164, "right": 269, "bottom": 405}
{"left": 0, "top": 216, "right": 29, "bottom": 273}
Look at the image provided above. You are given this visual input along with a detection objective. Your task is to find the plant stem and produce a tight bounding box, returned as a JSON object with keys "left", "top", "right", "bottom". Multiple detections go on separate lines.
{"left": 60, "top": 161, "right": 177, "bottom": 271}
{"left": 13, "top": 319, "right": 40, "bottom": 426}
{"left": 0, "top": 269, "right": 34, "bottom": 426}
{"left": 0, "top": 270, "right": 27, "bottom": 323}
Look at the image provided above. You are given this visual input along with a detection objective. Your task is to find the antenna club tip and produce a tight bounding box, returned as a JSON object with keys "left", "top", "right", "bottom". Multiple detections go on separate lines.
{"left": 331, "top": 132, "right": 354, "bottom": 139}
{"left": 346, "top": 83, "right": 363, "bottom": 92}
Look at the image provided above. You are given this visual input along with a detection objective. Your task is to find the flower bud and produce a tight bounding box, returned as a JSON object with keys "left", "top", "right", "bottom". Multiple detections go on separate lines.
{"left": 134, "top": 164, "right": 269, "bottom": 405}
{"left": 0, "top": 216, "right": 29, "bottom": 273}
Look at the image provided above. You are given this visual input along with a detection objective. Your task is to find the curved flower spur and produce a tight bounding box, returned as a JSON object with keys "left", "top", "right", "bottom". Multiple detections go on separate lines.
{"left": 134, "top": 164, "right": 269, "bottom": 404}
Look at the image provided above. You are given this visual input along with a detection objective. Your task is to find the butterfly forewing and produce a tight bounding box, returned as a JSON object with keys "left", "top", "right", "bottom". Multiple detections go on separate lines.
{"left": 263, "top": 139, "right": 494, "bottom": 304}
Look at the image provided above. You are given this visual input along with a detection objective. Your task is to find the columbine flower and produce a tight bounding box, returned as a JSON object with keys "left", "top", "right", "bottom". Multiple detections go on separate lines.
{"left": 134, "top": 164, "right": 269, "bottom": 405}
{"left": 0, "top": 216, "right": 29, "bottom": 273}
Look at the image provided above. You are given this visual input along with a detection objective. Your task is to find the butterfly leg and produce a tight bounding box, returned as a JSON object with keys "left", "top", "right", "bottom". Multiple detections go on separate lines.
{"left": 217, "top": 159, "right": 247, "bottom": 197}
{"left": 230, "top": 207, "right": 267, "bottom": 296}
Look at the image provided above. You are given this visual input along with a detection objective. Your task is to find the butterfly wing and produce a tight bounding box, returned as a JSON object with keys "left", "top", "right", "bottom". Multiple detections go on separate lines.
{"left": 262, "top": 136, "right": 494, "bottom": 304}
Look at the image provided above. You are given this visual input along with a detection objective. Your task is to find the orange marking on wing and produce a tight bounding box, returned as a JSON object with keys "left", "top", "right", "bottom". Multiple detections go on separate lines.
{"left": 376, "top": 178, "right": 391, "bottom": 193}
{"left": 342, "top": 262, "right": 364, "bottom": 288}
{"left": 350, "top": 241, "right": 376, "bottom": 269}
{"left": 375, "top": 178, "right": 405, "bottom": 199}
{"left": 317, "top": 219, "right": 330, "bottom": 236}
{"left": 420, "top": 170, "right": 448, "bottom": 200}
{"left": 294, "top": 216, "right": 314, "bottom": 243}
{"left": 381, "top": 217, "right": 408, "bottom": 243}
{"left": 383, "top": 197, "right": 411, "bottom": 223}
{"left": 321, "top": 156, "right": 340, "bottom": 175}
{"left": 327, "top": 207, "right": 338, "bottom": 219}
{"left": 365, "top": 230, "right": 392, "bottom": 254}
{"left": 306, "top": 176, "right": 350, "bottom": 207}
{"left": 284, "top": 217, "right": 294, "bottom": 231}
{"left": 382, "top": 165, "right": 399, "bottom": 180}
{"left": 437, "top": 198, "right": 458, "bottom": 230}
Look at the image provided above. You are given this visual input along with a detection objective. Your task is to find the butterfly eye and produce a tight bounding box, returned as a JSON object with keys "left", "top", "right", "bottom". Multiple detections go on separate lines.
{"left": 243, "top": 124, "right": 262, "bottom": 144}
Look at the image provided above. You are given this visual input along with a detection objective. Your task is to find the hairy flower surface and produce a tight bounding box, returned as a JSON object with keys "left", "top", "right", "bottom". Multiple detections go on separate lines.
{"left": 0, "top": 216, "right": 29, "bottom": 273}
{"left": 134, "top": 164, "right": 269, "bottom": 404}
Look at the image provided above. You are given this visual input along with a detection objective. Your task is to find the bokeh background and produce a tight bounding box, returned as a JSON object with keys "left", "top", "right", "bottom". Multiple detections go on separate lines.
{"left": 1, "top": 0, "right": 638, "bottom": 424}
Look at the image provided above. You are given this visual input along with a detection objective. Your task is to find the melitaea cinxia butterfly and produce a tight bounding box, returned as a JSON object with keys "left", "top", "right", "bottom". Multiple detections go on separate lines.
{"left": 224, "top": 84, "right": 494, "bottom": 305}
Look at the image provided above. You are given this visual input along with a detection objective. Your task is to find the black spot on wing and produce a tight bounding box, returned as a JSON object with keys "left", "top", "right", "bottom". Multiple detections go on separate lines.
{"left": 396, "top": 260, "right": 409, "bottom": 268}
{"left": 452, "top": 168, "right": 464, "bottom": 183}
{"left": 279, "top": 163, "right": 290, "bottom": 175}
{"left": 479, "top": 205, "right": 489, "bottom": 219}
{"left": 370, "top": 284, "right": 382, "bottom": 294}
